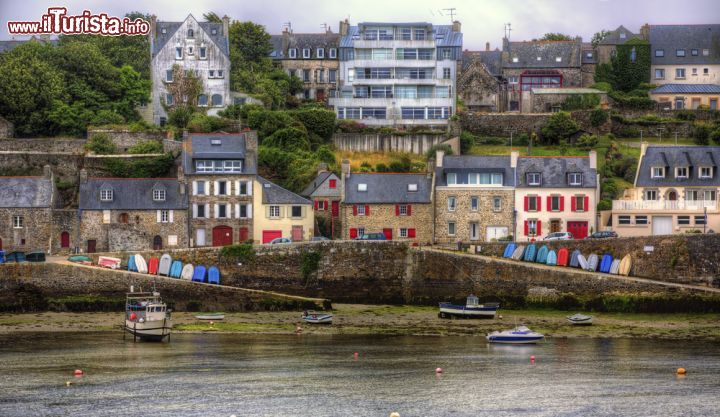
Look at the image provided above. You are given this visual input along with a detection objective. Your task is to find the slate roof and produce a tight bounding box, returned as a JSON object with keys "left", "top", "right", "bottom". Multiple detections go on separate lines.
{"left": 516, "top": 157, "right": 597, "bottom": 188}
{"left": 0, "top": 38, "right": 57, "bottom": 53}
{"left": 462, "top": 50, "right": 502, "bottom": 76}
{"left": 503, "top": 40, "right": 581, "bottom": 69}
{"left": 152, "top": 15, "right": 229, "bottom": 58}
{"left": 435, "top": 155, "right": 514, "bottom": 187}
{"left": 269, "top": 33, "right": 340, "bottom": 59}
{"left": 257, "top": 176, "right": 311, "bottom": 205}
{"left": 531, "top": 88, "right": 605, "bottom": 95}
{"left": 650, "top": 84, "right": 720, "bottom": 94}
{"left": 636, "top": 146, "right": 720, "bottom": 187}
{"left": 344, "top": 173, "right": 432, "bottom": 204}
{"left": 581, "top": 47, "right": 597, "bottom": 64}
{"left": 649, "top": 24, "right": 720, "bottom": 65}
{"left": 0, "top": 177, "right": 54, "bottom": 208}
{"left": 300, "top": 171, "right": 341, "bottom": 198}
{"left": 598, "top": 25, "right": 641, "bottom": 46}
{"left": 79, "top": 178, "right": 188, "bottom": 210}
{"left": 339, "top": 23, "right": 462, "bottom": 48}
{"left": 182, "top": 133, "right": 257, "bottom": 175}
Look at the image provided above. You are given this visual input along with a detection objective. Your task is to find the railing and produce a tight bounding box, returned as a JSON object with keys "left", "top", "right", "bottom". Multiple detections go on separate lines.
{"left": 612, "top": 200, "right": 718, "bottom": 211}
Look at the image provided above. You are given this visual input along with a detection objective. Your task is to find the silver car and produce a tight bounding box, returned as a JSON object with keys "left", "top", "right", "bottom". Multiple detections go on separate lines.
{"left": 543, "top": 232, "right": 574, "bottom": 241}
{"left": 269, "top": 237, "right": 292, "bottom": 245}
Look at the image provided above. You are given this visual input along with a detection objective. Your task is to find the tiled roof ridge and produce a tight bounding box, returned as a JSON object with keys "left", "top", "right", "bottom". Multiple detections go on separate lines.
{"left": 88, "top": 177, "right": 178, "bottom": 181}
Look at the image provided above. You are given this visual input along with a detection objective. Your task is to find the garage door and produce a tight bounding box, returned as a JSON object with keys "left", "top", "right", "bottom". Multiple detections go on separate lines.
{"left": 567, "top": 221, "right": 588, "bottom": 239}
{"left": 652, "top": 216, "right": 673, "bottom": 235}
{"left": 262, "top": 230, "right": 282, "bottom": 244}
{"left": 212, "top": 225, "right": 233, "bottom": 247}
{"left": 486, "top": 226, "right": 509, "bottom": 241}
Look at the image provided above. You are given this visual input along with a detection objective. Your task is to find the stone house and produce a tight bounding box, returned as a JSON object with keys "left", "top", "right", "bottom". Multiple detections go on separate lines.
{"left": 611, "top": 144, "right": 720, "bottom": 237}
{"left": 181, "top": 132, "right": 258, "bottom": 247}
{"left": 0, "top": 166, "right": 59, "bottom": 253}
{"left": 650, "top": 84, "right": 720, "bottom": 110}
{"left": 433, "top": 151, "right": 515, "bottom": 243}
{"left": 149, "top": 14, "right": 231, "bottom": 125}
{"left": 341, "top": 161, "right": 434, "bottom": 243}
{"left": 528, "top": 88, "right": 609, "bottom": 113}
{"left": 0, "top": 115, "right": 13, "bottom": 138}
{"left": 253, "top": 177, "right": 314, "bottom": 243}
{"left": 300, "top": 164, "right": 342, "bottom": 238}
{"left": 595, "top": 25, "right": 642, "bottom": 65}
{"left": 514, "top": 151, "right": 599, "bottom": 241}
{"left": 458, "top": 48, "right": 506, "bottom": 112}
{"left": 270, "top": 29, "right": 341, "bottom": 101}
{"left": 78, "top": 174, "right": 188, "bottom": 253}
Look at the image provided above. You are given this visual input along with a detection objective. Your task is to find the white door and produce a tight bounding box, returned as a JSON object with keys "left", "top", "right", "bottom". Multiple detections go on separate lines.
{"left": 486, "top": 226, "right": 509, "bottom": 241}
{"left": 652, "top": 216, "right": 673, "bottom": 235}
{"left": 196, "top": 229, "right": 206, "bottom": 246}
{"left": 469, "top": 223, "right": 479, "bottom": 241}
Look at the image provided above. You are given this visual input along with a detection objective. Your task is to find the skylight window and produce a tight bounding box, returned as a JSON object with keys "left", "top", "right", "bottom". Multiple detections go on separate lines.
{"left": 358, "top": 183, "right": 367, "bottom": 192}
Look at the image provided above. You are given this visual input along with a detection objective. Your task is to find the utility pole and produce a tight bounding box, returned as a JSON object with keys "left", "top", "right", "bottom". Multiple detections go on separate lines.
{"left": 505, "top": 128, "right": 517, "bottom": 149}
{"left": 674, "top": 131, "right": 678, "bottom": 145}
{"left": 639, "top": 129, "right": 643, "bottom": 146}
{"left": 657, "top": 127, "right": 665, "bottom": 143}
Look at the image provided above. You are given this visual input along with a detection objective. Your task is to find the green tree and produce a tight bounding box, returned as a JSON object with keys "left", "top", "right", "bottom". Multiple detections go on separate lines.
{"left": 539, "top": 33, "right": 573, "bottom": 41}
{"left": 203, "top": 12, "right": 222, "bottom": 23}
{"left": 540, "top": 112, "right": 579, "bottom": 145}
{"left": 591, "top": 30, "right": 611, "bottom": 48}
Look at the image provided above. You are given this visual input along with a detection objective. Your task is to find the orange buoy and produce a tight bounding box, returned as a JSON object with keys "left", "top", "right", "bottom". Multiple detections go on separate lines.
{"left": 677, "top": 367, "right": 686, "bottom": 375}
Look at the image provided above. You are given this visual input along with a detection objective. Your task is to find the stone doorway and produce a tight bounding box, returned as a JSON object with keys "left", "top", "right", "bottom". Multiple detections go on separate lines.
{"left": 153, "top": 235, "right": 163, "bottom": 250}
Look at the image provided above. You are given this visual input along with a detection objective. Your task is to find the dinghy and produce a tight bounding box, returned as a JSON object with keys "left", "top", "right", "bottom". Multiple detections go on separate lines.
{"left": 577, "top": 254, "right": 589, "bottom": 270}
{"left": 609, "top": 259, "right": 621, "bottom": 275}
{"left": 557, "top": 248, "right": 569, "bottom": 266}
{"left": 511, "top": 245, "right": 525, "bottom": 260}
{"left": 195, "top": 313, "right": 225, "bottom": 320}
{"left": 127, "top": 255, "right": 137, "bottom": 272}
{"left": 546, "top": 250, "right": 557, "bottom": 266}
{"left": 523, "top": 243, "right": 537, "bottom": 262}
{"left": 586, "top": 254, "right": 599, "bottom": 271}
{"left": 208, "top": 266, "right": 220, "bottom": 285}
{"left": 192, "top": 265, "right": 207, "bottom": 283}
{"left": 599, "top": 254, "right": 613, "bottom": 273}
{"left": 567, "top": 313, "right": 593, "bottom": 325}
{"left": 148, "top": 257, "right": 159, "bottom": 275}
{"left": 169, "top": 260, "right": 183, "bottom": 278}
{"left": 68, "top": 255, "right": 92, "bottom": 265}
{"left": 135, "top": 254, "right": 148, "bottom": 274}
{"left": 180, "top": 264, "right": 194, "bottom": 280}
{"left": 535, "top": 245, "right": 549, "bottom": 264}
{"left": 619, "top": 254, "right": 632, "bottom": 276}
{"left": 302, "top": 310, "right": 333, "bottom": 324}
{"left": 487, "top": 326, "right": 545, "bottom": 344}
{"left": 503, "top": 243, "right": 517, "bottom": 258}
{"left": 569, "top": 249, "right": 581, "bottom": 268}
{"left": 158, "top": 254, "right": 172, "bottom": 276}
{"left": 98, "top": 256, "right": 121, "bottom": 269}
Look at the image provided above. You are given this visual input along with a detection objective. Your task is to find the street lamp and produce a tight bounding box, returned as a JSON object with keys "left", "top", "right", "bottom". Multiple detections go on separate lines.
{"left": 505, "top": 128, "right": 517, "bottom": 148}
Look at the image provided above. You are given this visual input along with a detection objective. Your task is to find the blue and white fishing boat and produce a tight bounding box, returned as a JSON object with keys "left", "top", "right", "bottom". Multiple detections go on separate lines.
{"left": 486, "top": 326, "right": 545, "bottom": 344}
{"left": 438, "top": 295, "right": 500, "bottom": 319}
{"left": 302, "top": 310, "right": 333, "bottom": 324}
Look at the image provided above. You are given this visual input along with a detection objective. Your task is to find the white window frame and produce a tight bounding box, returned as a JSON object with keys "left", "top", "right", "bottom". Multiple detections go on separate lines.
{"left": 407, "top": 183, "right": 418, "bottom": 192}
{"left": 635, "top": 215, "right": 648, "bottom": 225}
{"left": 358, "top": 183, "right": 367, "bottom": 192}
{"left": 527, "top": 219, "right": 538, "bottom": 236}
{"left": 651, "top": 167, "right": 665, "bottom": 178}
{"left": 160, "top": 210, "right": 169, "bottom": 223}
{"left": 218, "top": 204, "right": 228, "bottom": 219}
{"left": 100, "top": 189, "right": 113, "bottom": 201}
{"left": 528, "top": 196, "right": 538, "bottom": 212}
{"left": 289, "top": 48, "right": 297, "bottom": 59}
{"left": 470, "top": 196, "right": 479, "bottom": 211}
{"left": 447, "top": 197, "right": 457, "bottom": 212}
{"left": 317, "top": 48, "right": 324, "bottom": 59}
{"left": 699, "top": 167, "right": 713, "bottom": 179}
{"left": 357, "top": 227, "right": 365, "bottom": 237}
{"left": 676, "top": 167, "right": 689, "bottom": 179}
{"left": 550, "top": 196, "right": 561, "bottom": 212}
{"left": 493, "top": 196, "right": 502, "bottom": 212}
{"left": 568, "top": 173, "right": 582, "bottom": 186}
{"left": 175, "top": 47, "right": 183, "bottom": 59}
{"left": 645, "top": 189, "right": 658, "bottom": 201}
{"left": 199, "top": 47, "right": 206, "bottom": 59}
{"left": 399, "top": 205, "right": 408, "bottom": 216}
{"left": 446, "top": 173, "right": 457, "bottom": 185}
{"left": 329, "top": 48, "right": 337, "bottom": 59}
{"left": 12, "top": 215, "right": 23, "bottom": 229}
{"left": 303, "top": 48, "right": 311, "bottom": 59}
{"left": 357, "top": 205, "right": 366, "bottom": 216}
{"left": 448, "top": 221, "right": 456, "bottom": 236}
{"left": 677, "top": 216, "right": 690, "bottom": 225}
{"left": 618, "top": 215, "right": 631, "bottom": 225}
{"left": 527, "top": 173, "right": 541, "bottom": 186}
{"left": 399, "top": 228, "right": 408, "bottom": 238}
{"left": 575, "top": 196, "right": 586, "bottom": 212}
{"left": 153, "top": 189, "right": 166, "bottom": 201}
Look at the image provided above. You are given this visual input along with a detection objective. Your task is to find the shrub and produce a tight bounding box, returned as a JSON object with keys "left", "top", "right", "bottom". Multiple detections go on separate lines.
{"left": 336, "top": 120, "right": 369, "bottom": 133}
{"left": 590, "top": 82, "right": 612, "bottom": 92}
{"left": 84, "top": 133, "right": 117, "bottom": 155}
{"left": 710, "top": 128, "right": 720, "bottom": 145}
{"left": 247, "top": 109, "right": 299, "bottom": 139}
{"left": 597, "top": 198, "right": 612, "bottom": 211}
{"left": 459, "top": 131, "right": 477, "bottom": 153}
{"left": 128, "top": 140, "right": 163, "bottom": 154}
{"left": 388, "top": 155, "right": 413, "bottom": 172}
{"left": 314, "top": 145, "right": 336, "bottom": 165}
{"left": 103, "top": 153, "right": 176, "bottom": 177}
{"left": 562, "top": 94, "right": 601, "bottom": 111}
{"left": 513, "top": 133, "right": 529, "bottom": 146}
{"left": 540, "top": 111, "right": 579, "bottom": 145}
{"left": 91, "top": 109, "right": 125, "bottom": 126}
{"left": 300, "top": 251, "right": 322, "bottom": 282}
{"left": 692, "top": 123, "right": 713, "bottom": 145}
{"left": 187, "top": 113, "right": 229, "bottom": 133}
{"left": 220, "top": 244, "right": 255, "bottom": 264}
{"left": 217, "top": 104, "right": 243, "bottom": 120}
{"left": 425, "top": 144, "right": 453, "bottom": 160}
{"left": 614, "top": 125, "right": 640, "bottom": 138}
{"left": 589, "top": 108, "right": 609, "bottom": 127}
{"left": 375, "top": 163, "right": 389, "bottom": 172}
{"left": 675, "top": 109, "right": 696, "bottom": 121}
{"left": 288, "top": 108, "right": 336, "bottom": 141}
{"left": 477, "top": 136, "right": 506, "bottom": 145}
{"left": 263, "top": 127, "right": 311, "bottom": 151}
{"left": 359, "top": 161, "right": 373, "bottom": 172}
{"left": 167, "top": 106, "right": 195, "bottom": 128}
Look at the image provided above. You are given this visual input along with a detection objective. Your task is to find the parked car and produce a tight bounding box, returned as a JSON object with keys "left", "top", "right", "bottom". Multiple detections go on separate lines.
{"left": 311, "top": 236, "right": 330, "bottom": 242}
{"left": 269, "top": 237, "right": 292, "bottom": 245}
{"left": 543, "top": 232, "right": 574, "bottom": 241}
{"left": 585, "top": 231, "right": 618, "bottom": 239}
{"left": 25, "top": 251, "right": 47, "bottom": 262}
{"left": 5, "top": 251, "right": 27, "bottom": 263}
{"left": 355, "top": 233, "right": 387, "bottom": 241}
{"left": 0, "top": 250, "right": 5, "bottom": 264}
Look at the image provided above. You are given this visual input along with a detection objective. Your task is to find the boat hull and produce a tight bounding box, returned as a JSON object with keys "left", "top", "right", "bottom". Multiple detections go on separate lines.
{"left": 302, "top": 314, "right": 333, "bottom": 324}
{"left": 124, "top": 319, "right": 172, "bottom": 341}
{"left": 486, "top": 335, "right": 545, "bottom": 344}
{"left": 438, "top": 303, "right": 498, "bottom": 319}
{"left": 567, "top": 315, "right": 593, "bottom": 325}
{"left": 195, "top": 314, "right": 225, "bottom": 320}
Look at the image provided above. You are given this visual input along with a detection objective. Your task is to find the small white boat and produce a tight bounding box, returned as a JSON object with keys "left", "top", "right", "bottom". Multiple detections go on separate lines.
{"left": 439, "top": 295, "right": 499, "bottom": 319}
{"left": 567, "top": 313, "right": 593, "bottom": 325}
{"left": 134, "top": 254, "right": 148, "bottom": 274}
{"left": 98, "top": 256, "right": 121, "bottom": 269}
{"left": 487, "top": 326, "right": 545, "bottom": 344}
{"left": 124, "top": 291, "right": 172, "bottom": 342}
{"left": 195, "top": 313, "right": 225, "bottom": 320}
{"left": 302, "top": 310, "right": 333, "bottom": 324}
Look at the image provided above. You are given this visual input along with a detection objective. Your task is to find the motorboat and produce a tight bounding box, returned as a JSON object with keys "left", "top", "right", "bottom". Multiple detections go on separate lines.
{"left": 566, "top": 313, "right": 593, "bottom": 325}
{"left": 438, "top": 294, "right": 499, "bottom": 319}
{"left": 302, "top": 310, "right": 333, "bottom": 324}
{"left": 486, "top": 326, "right": 545, "bottom": 344}
{"left": 124, "top": 291, "right": 172, "bottom": 342}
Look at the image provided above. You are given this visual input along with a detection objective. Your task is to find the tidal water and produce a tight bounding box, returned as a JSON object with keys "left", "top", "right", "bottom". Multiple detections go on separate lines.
{"left": 0, "top": 332, "right": 718, "bottom": 417}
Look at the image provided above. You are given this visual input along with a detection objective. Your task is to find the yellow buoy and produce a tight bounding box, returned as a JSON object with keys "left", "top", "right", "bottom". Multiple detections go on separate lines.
{"left": 677, "top": 367, "right": 686, "bottom": 375}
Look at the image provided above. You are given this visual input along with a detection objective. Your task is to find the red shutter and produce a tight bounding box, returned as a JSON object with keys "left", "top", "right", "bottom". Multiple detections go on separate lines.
{"left": 571, "top": 196, "right": 576, "bottom": 212}
{"left": 560, "top": 196, "right": 565, "bottom": 212}
{"left": 537, "top": 220, "right": 542, "bottom": 236}
{"left": 584, "top": 196, "right": 589, "bottom": 212}
{"left": 329, "top": 179, "right": 337, "bottom": 189}
{"left": 353, "top": 205, "right": 358, "bottom": 216}
{"left": 365, "top": 205, "right": 370, "bottom": 215}
{"left": 524, "top": 220, "right": 529, "bottom": 236}
{"left": 524, "top": 196, "right": 529, "bottom": 211}
{"left": 407, "top": 204, "right": 412, "bottom": 216}
{"left": 314, "top": 200, "right": 319, "bottom": 210}
{"left": 395, "top": 204, "right": 400, "bottom": 215}
{"left": 350, "top": 228, "right": 358, "bottom": 239}
{"left": 537, "top": 196, "right": 542, "bottom": 211}
{"left": 324, "top": 201, "right": 329, "bottom": 210}
{"left": 408, "top": 228, "right": 416, "bottom": 238}
{"left": 547, "top": 196, "right": 552, "bottom": 211}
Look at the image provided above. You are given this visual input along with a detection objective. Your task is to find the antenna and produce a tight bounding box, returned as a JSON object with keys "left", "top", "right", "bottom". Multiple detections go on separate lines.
{"left": 504, "top": 22, "right": 512, "bottom": 39}
{"left": 442, "top": 7, "right": 457, "bottom": 22}
{"left": 321, "top": 23, "right": 328, "bottom": 33}
{"left": 282, "top": 21, "right": 292, "bottom": 33}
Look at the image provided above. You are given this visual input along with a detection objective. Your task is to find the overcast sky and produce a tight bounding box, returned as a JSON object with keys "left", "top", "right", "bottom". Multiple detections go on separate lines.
{"left": 1, "top": 0, "right": 718, "bottom": 49}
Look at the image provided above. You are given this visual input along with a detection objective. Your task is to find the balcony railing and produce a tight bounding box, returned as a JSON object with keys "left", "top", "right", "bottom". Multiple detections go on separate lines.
{"left": 612, "top": 200, "right": 718, "bottom": 211}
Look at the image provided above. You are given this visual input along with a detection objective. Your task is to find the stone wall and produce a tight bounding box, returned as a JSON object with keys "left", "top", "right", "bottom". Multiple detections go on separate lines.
{"left": 0, "top": 152, "right": 83, "bottom": 181}
{"left": 332, "top": 133, "right": 448, "bottom": 155}
{"left": 0, "top": 117, "right": 13, "bottom": 138}
{"left": 341, "top": 203, "right": 434, "bottom": 243}
{"left": 87, "top": 128, "right": 166, "bottom": 153}
{"left": 0, "top": 263, "right": 324, "bottom": 312}
{"left": 434, "top": 188, "right": 514, "bottom": 243}
{"left": 0, "top": 138, "right": 86, "bottom": 153}
{"left": 0, "top": 207, "right": 53, "bottom": 253}
{"left": 51, "top": 209, "right": 79, "bottom": 254}
{"left": 82, "top": 154, "right": 179, "bottom": 178}
{"left": 460, "top": 112, "right": 552, "bottom": 136}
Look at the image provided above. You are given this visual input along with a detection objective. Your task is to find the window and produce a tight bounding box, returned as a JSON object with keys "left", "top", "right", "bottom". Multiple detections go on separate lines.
{"left": 399, "top": 228, "right": 408, "bottom": 238}
{"left": 448, "top": 222, "right": 456, "bottom": 236}
{"left": 676, "top": 68, "right": 686, "bottom": 79}
{"left": 166, "top": 69, "right": 173, "bottom": 82}
{"left": 645, "top": 189, "right": 658, "bottom": 200}
{"left": 303, "top": 49, "right": 311, "bottom": 59}
{"left": 678, "top": 216, "right": 690, "bottom": 225}
{"left": 399, "top": 205, "right": 408, "bottom": 216}
{"left": 361, "top": 107, "right": 387, "bottom": 119}
{"left": 442, "top": 49, "right": 451, "bottom": 60}
{"left": 695, "top": 215, "right": 707, "bottom": 225}
{"left": 493, "top": 197, "right": 502, "bottom": 212}
{"left": 527, "top": 219, "right": 538, "bottom": 236}
{"left": 269, "top": 206, "right": 280, "bottom": 218}
{"left": 703, "top": 49, "right": 710, "bottom": 56}
{"left": 303, "top": 69, "right": 310, "bottom": 82}
{"left": 575, "top": 196, "right": 585, "bottom": 212}
{"left": 448, "top": 197, "right": 457, "bottom": 212}
{"left": 407, "top": 183, "right": 417, "bottom": 192}
{"left": 329, "top": 48, "right": 337, "bottom": 59}
{"left": 217, "top": 70, "right": 224, "bottom": 78}
{"left": 197, "top": 204, "right": 206, "bottom": 218}
{"left": 12, "top": 215, "right": 23, "bottom": 228}
{"left": 692, "top": 68, "right": 698, "bottom": 76}
{"left": 100, "top": 189, "right": 113, "bottom": 201}
{"left": 211, "top": 28, "right": 217, "bottom": 35}
{"left": 166, "top": 93, "right": 174, "bottom": 106}
{"left": 676, "top": 167, "right": 689, "bottom": 179}
{"left": 209, "top": 70, "right": 215, "bottom": 78}
{"left": 468, "top": 172, "right": 503, "bottom": 185}
{"left": 357, "top": 183, "right": 367, "bottom": 192}
{"left": 704, "top": 190, "right": 716, "bottom": 201}
{"left": 357, "top": 227, "right": 365, "bottom": 237}
{"left": 329, "top": 179, "right": 337, "bottom": 189}
{"left": 508, "top": 76, "right": 519, "bottom": 84}
{"left": 651, "top": 167, "right": 665, "bottom": 178}
{"left": 568, "top": 173, "right": 582, "bottom": 186}
{"left": 704, "top": 68, "right": 709, "bottom": 75}
{"left": 527, "top": 173, "right": 541, "bottom": 186}
{"left": 635, "top": 216, "right": 648, "bottom": 225}
{"left": 619, "top": 32, "right": 626, "bottom": 39}
{"left": 153, "top": 189, "right": 166, "bottom": 201}
{"left": 357, "top": 205, "right": 366, "bottom": 216}
{"left": 160, "top": 210, "right": 169, "bottom": 223}
{"left": 536, "top": 56, "right": 542, "bottom": 61}
{"left": 470, "top": 196, "right": 479, "bottom": 211}
{"left": 443, "top": 68, "right": 451, "bottom": 79}
{"left": 218, "top": 204, "right": 227, "bottom": 218}
{"left": 618, "top": 215, "right": 631, "bottom": 225}
{"left": 187, "top": 46, "right": 194, "bottom": 55}
{"left": 329, "top": 69, "right": 337, "bottom": 83}
{"left": 199, "top": 47, "right": 206, "bottom": 59}
{"left": 198, "top": 94, "right": 208, "bottom": 106}
{"left": 175, "top": 47, "right": 182, "bottom": 59}
{"left": 655, "top": 49, "right": 664, "bottom": 57}
{"left": 446, "top": 173, "right": 457, "bottom": 185}
{"left": 676, "top": 49, "right": 686, "bottom": 57}
{"left": 291, "top": 206, "right": 302, "bottom": 217}
{"left": 555, "top": 56, "right": 562, "bottom": 62}
{"left": 655, "top": 69, "right": 665, "bottom": 79}
{"left": 700, "top": 167, "right": 713, "bottom": 178}
{"left": 195, "top": 160, "right": 242, "bottom": 173}
{"left": 550, "top": 196, "right": 561, "bottom": 211}
{"left": 211, "top": 94, "right": 223, "bottom": 106}
{"left": 528, "top": 196, "right": 538, "bottom": 211}
{"left": 317, "top": 48, "right": 324, "bottom": 59}
{"left": 187, "top": 28, "right": 194, "bottom": 38}
{"left": 288, "top": 48, "right": 297, "bottom": 59}
{"left": 414, "top": 28, "right": 426, "bottom": 40}
{"left": 218, "top": 181, "right": 228, "bottom": 195}
{"left": 512, "top": 57, "right": 519, "bottom": 63}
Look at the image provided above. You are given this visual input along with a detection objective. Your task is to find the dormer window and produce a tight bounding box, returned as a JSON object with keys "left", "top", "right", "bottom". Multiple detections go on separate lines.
{"left": 317, "top": 48, "right": 324, "bottom": 59}
{"left": 329, "top": 48, "right": 337, "bottom": 59}
{"left": 675, "top": 167, "right": 689, "bottom": 179}
{"left": 187, "top": 29, "right": 194, "bottom": 38}
{"left": 289, "top": 48, "right": 297, "bottom": 59}
{"left": 555, "top": 57, "right": 562, "bottom": 62}
{"left": 303, "top": 48, "right": 311, "bottom": 59}
{"left": 527, "top": 173, "right": 541, "bottom": 186}
{"left": 211, "top": 139, "right": 222, "bottom": 146}
{"left": 358, "top": 183, "right": 367, "bottom": 192}
{"left": 100, "top": 189, "right": 113, "bottom": 201}
{"left": 651, "top": 167, "right": 665, "bottom": 178}
{"left": 700, "top": 167, "right": 713, "bottom": 179}
{"left": 619, "top": 32, "right": 626, "bottom": 39}
{"left": 676, "top": 49, "right": 686, "bottom": 57}
{"left": 408, "top": 183, "right": 418, "bottom": 192}
{"left": 211, "top": 28, "right": 217, "bottom": 35}
{"left": 512, "top": 57, "right": 518, "bottom": 63}
{"left": 153, "top": 189, "right": 166, "bottom": 201}
{"left": 568, "top": 173, "right": 582, "bottom": 186}
{"left": 446, "top": 173, "right": 457, "bottom": 185}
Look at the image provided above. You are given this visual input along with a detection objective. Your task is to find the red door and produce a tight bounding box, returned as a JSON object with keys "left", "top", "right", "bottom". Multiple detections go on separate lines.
{"left": 262, "top": 230, "right": 282, "bottom": 244}
{"left": 292, "top": 226, "right": 304, "bottom": 241}
{"left": 239, "top": 227, "right": 249, "bottom": 242}
{"left": 60, "top": 231, "right": 70, "bottom": 248}
{"left": 87, "top": 240, "right": 96, "bottom": 253}
{"left": 0, "top": 237, "right": 3, "bottom": 250}
{"left": 567, "top": 221, "right": 588, "bottom": 239}
{"left": 383, "top": 228, "right": 393, "bottom": 240}
{"left": 331, "top": 201, "right": 339, "bottom": 217}
{"left": 212, "top": 226, "right": 234, "bottom": 246}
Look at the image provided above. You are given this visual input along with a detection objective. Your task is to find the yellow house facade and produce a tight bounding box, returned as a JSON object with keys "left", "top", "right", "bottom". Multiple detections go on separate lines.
{"left": 252, "top": 177, "right": 314, "bottom": 244}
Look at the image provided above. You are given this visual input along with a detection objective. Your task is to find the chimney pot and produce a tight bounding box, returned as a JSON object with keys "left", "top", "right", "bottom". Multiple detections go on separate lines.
{"left": 486, "top": 42, "right": 490, "bottom": 51}
{"left": 79, "top": 169, "right": 88, "bottom": 184}
{"left": 435, "top": 150, "right": 444, "bottom": 167}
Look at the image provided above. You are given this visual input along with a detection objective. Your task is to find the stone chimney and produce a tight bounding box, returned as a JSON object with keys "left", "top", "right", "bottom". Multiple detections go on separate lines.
{"left": 589, "top": 150, "right": 597, "bottom": 170}
{"left": 639, "top": 23, "right": 650, "bottom": 41}
{"left": 244, "top": 130, "right": 258, "bottom": 153}
{"left": 485, "top": 42, "right": 490, "bottom": 51}
{"left": 222, "top": 15, "right": 230, "bottom": 37}
{"left": 43, "top": 165, "right": 52, "bottom": 180}
{"left": 452, "top": 21, "right": 461, "bottom": 33}
{"left": 79, "top": 169, "right": 88, "bottom": 184}
{"left": 317, "top": 163, "right": 328, "bottom": 175}
{"left": 510, "top": 150, "right": 519, "bottom": 168}
{"left": 640, "top": 142, "right": 648, "bottom": 158}
{"left": 435, "top": 150, "right": 445, "bottom": 167}
{"left": 339, "top": 19, "right": 349, "bottom": 36}
{"left": 182, "top": 129, "right": 189, "bottom": 139}
{"left": 341, "top": 159, "right": 351, "bottom": 178}
{"left": 150, "top": 15, "right": 157, "bottom": 38}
